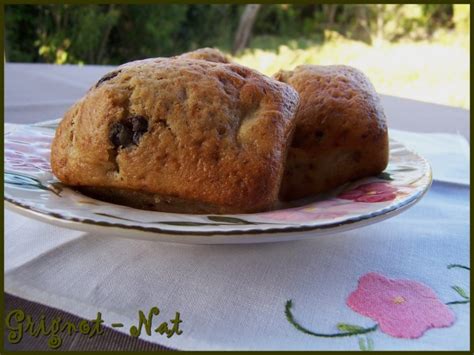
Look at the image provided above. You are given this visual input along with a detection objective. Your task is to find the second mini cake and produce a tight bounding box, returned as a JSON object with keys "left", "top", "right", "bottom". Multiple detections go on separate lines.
{"left": 51, "top": 58, "right": 299, "bottom": 213}
{"left": 176, "top": 47, "right": 230, "bottom": 63}
{"left": 274, "top": 65, "right": 389, "bottom": 200}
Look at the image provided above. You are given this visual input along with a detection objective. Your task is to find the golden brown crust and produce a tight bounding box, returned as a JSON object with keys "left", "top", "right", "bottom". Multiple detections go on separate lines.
{"left": 51, "top": 58, "right": 299, "bottom": 213}
{"left": 274, "top": 65, "right": 389, "bottom": 200}
{"left": 176, "top": 47, "right": 230, "bottom": 64}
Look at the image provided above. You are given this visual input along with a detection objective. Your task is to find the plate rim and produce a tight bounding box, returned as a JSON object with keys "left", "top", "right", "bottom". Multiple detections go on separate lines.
{"left": 5, "top": 167, "right": 432, "bottom": 237}
{"left": 5, "top": 184, "right": 429, "bottom": 242}
{"left": 5, "top": 121, "right": 433, "bottom": 239}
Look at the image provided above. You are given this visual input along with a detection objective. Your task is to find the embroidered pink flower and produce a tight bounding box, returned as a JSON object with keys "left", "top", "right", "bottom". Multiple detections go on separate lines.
{"left": 347, "top": 272, "right": 455, "bottom": 339}
{"left": 338, "top": 182, "right": 397, "bottom": 203}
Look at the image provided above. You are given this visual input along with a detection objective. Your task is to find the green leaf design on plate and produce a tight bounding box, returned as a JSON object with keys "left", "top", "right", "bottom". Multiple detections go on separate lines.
{"left": 94, "top": 212, "right": 140, "bottom": 222}
{"left": 95, "top": 212, "right": 251, "bottom": 227}
{"left": 207, "top": 216, "right": 255, "bottom": 224}
{"left": 389, "top": 166, "right": 417, "bottom": 172}
{"left": 47, "top": 182, "right": 63, "bottom": 196}
{"left": 5, "top": 171, "right": 64, "bottom": 197}
{"left": 94, "top": 212, "right": 292, "bottom": 227}
{"left": 337, "top": 323, "right": 365, "bottom": 332}
{"left": 5, "top": 171, "right": 49, "bottom": 192}
{"left": 36, "top": 123, "right": 60, "bottom": 130}
{"left": 377, "top": 172, "right": 394, "bottom": 181}
{"left": 159, "top": 221, "right": 225, "bottom": 226}
{"left": 451, "top": 285, "right": 469, "bottom": 299}
{"left": 77, "top": 200, "right": 100, "bottom": 205}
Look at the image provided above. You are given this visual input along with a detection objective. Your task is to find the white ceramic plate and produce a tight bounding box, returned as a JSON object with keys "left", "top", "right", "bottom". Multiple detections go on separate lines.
{"left": 5, "top": 120, "right": 432, "bottom": 244}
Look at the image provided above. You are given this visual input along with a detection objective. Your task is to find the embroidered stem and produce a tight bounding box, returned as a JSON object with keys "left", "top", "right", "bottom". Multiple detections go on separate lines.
{"left": 446, "top": 300, "right": 470, "bottom": 305}
{"left": 285, "top": 300, "right": 378, "bottom": 338}
{"left": 447, "top": 264, "right": 470, "bottom": 270}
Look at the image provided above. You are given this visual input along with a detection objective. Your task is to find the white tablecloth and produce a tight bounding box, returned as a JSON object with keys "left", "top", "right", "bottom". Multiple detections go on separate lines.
{"left": 5, "top": 126, "right": 470, "bottom": 350}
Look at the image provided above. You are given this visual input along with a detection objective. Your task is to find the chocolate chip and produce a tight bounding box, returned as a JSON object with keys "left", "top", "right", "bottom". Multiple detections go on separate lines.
{"left": 109, "top": 116, "right": 149, "bottom": 148}
{"left": 109, "top": 122, "right": 132, "bottom": 148}
{"left": 129, "top": 116, "right": 148, "bottom": 144}
{"left": 314, "top": 130, "right": 325, "bottom": 141}
{"left": 130, "top": 116, "right": 148, "bottom": 132}
{"left": 96, "top": 70, "right": 121, "bottom": 88}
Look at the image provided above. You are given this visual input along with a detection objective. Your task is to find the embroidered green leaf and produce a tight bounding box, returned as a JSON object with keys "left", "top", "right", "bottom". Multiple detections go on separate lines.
{"left": 207, "top": 216, "right": 254, "bottom": 224}
{"left": 284, "top": 300, "right": 378, "bottom": 338}
{"left": 377, "top": 172, "right": 394, "bottom": 181}
{"left": 451, "top": 285, "right": 469, "bottom": 299}
{"left": 358, "top": 337, "right": 374, "bottom": 351}
{"left": 337, "top": 323, "right": 365, "bottom": 332}
{"left": 367, "top": 337, "right": 374, "bottom": 351}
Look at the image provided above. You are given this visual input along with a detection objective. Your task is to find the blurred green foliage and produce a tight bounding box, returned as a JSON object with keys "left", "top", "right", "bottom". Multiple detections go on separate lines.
{"left": 5, "top": 4, "right": 467, "bottom": 65}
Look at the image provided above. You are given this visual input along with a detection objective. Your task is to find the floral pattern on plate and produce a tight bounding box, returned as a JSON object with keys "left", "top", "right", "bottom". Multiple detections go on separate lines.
{"left": 4, "top": 120, "right": 432, "bottom": 243}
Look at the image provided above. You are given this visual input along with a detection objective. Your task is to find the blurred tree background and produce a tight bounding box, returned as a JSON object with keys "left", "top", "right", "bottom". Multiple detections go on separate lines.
{"left": 5, "top": 4, "right": 470, "bottom": 108}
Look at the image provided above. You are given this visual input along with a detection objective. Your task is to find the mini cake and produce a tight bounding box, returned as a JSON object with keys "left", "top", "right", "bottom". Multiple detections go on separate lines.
{"left": 51, "top": 58, "right": 299, "bottom": 213}
{"left": 274, "top": 65, "right": 389, "bottom": 200}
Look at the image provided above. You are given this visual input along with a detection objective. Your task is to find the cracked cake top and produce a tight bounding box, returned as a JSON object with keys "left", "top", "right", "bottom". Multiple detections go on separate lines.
{"left": 50, "top": 57, "right": 299, "bottom": 213}
{"left": 176, "top": 47, "right": 230, "bottom": 63}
